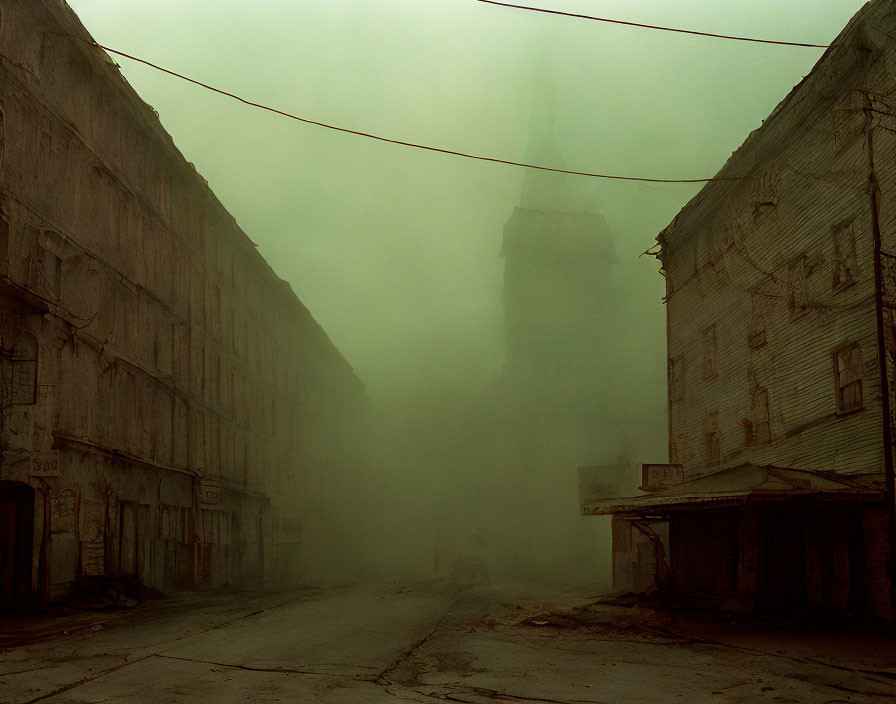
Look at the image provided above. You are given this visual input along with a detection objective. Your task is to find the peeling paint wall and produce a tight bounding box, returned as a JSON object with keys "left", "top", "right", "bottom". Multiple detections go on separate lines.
{"left": 657, "top": 6, "right": 896, "bottom": 481}
{"left": 647, "top": 1, "right": 896, "bottom": 617}
{"left": 0, "top": 0, "right": 365, "bottom": 605}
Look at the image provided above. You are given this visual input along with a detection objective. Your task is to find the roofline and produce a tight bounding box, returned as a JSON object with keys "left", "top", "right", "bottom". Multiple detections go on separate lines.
{"left": 45, "top": 0, "right": 363, "bottom": 388}
{"left": 584, "top": 488, "right": 885, "bottom": 516}
{"left": 655, "top": 2, "right": 874, "bottom": 253}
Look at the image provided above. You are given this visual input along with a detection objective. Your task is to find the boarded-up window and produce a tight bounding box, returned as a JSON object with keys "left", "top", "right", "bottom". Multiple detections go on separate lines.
{"left": 832, "top": 220, "right": 857, "bottom": 292}
{"left": 722, "top": 200, "right": 742, "bottom": 248}
{"left": 788, "top": 255, "right": 809, "bottom": 320}
{"left": 752, "top": 174, "right": 778, "bottom": 222}
{"left": 212, "top": 285, "right": 222, "bottom": 340}
{"left": 707, "top": 228, "right": 724, "bottom": 263}
{"left": 752, "top": 387, "right": 771, "bottom": 445}
{"left": 834, "top": 343, "right": 863, "bottom": 414}
{"left": 191, "top": 276, "right": 206, "bottom": 330}
{"left": 192, "top": 410, "right": 206, "bottom": 470}
{"left": 749, "top": 292, "right": 767, "bottom": 348}
{"left": 173, "top": 396, "right": 189, "bottom": 468}
{"left": 26, "top": 228, "right": 61, "bottom": 301}
{"left": 672, "top": 434, "right": 691, "bottom": 465}
{"left": 705, "top": 411, "right": 721, "bottom": 462}
{"left": 113, "top": 371, "right": 137, "bottom": 452}
{"left": 703, "top": 325, "right": 717, "bottom": 379}
{"left": 173, "top": 323, "right": 189, "bottom": 389}
{"left": 669, "top": 355, "right": 685, "bottom": 402}
{"left": 2, "top": 330, "right": 37, "bottom": 406}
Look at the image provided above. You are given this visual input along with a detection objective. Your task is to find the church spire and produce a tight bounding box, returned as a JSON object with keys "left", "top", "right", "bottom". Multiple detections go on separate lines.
{"left": 518, "top": 44, "right": 593, "bottom": 214}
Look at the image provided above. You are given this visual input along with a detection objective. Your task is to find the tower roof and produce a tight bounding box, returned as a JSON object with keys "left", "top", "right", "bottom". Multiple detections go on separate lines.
{"left": 518, "top": 46, "right": 595, "bottom": 214}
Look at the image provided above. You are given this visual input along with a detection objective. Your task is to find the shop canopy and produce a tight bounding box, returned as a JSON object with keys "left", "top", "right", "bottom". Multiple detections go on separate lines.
{"left": 579, "top": 464, "right": 884, "bottom": 517}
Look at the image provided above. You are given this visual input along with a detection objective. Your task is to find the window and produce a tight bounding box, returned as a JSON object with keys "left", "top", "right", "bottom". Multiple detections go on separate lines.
{"left": 672, "top": 434, "right": 691, "bottom": 465}
{"left": 212, "top": 285, "right": 222, "bottom": 340}
{"left": 703, "top": 325, "right": 718, "bottom": 379}
{"left": 705, "top": 411, "right": 721, "bottom": 462}
{"left": 832, "top": 220, "right": 857, "bottom": 292}
{"left": 669, "top": 355, "right": 685, "bottom": 401}
{"left": 27, "top": 229, "right": 61, "bottom": 301}
{"left": 173, "top": 323, "right": 189, "bottom": 388}
{"left": 707, "top": 228, "right": 725, "bottom": 264}
{"left": 723, "top": 200, "right": 742, "bottom": 248}
{"left": 751, "top": 174, "right": 778, "bottom": 222}
{"left": 749, "top": 292, "right": 767, "bottom": 348}
{"left": 751, "top": 387, "right": 771, "bottom": 444}
{"left": 231, "top": 308, "right": 238, "bottom": 355}
{"left": 2, "top": 330, "right": 37, "bottom": 406}
{"left": 834, "top": 343, "right": 863, "bottom": 414}
{"left": 788, "top": 255, "right": 809, "bottom": 320}
{"left": 193, "top": 411, "right": 206, "bottom": 470}
{"left": 40, "top": 130, "right": 53, "bottom": 185}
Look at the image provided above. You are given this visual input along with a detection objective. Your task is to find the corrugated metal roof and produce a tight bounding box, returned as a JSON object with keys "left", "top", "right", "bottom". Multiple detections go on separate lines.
{"left": 580, "top": 464, "right": 884, "bottom": 516}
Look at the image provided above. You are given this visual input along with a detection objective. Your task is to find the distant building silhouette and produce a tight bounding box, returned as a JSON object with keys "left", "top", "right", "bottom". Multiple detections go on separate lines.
{"left": 498, "top": 56, "right": 624, "bottom": 462}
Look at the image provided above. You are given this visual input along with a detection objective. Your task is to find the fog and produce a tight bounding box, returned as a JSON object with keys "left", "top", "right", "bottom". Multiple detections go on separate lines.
{"left": 70, "top": 0, "right": 866, "bottom": 588}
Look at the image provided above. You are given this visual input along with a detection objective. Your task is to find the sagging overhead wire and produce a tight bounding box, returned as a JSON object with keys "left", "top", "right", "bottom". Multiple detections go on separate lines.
{"left": 474, "top": 0, "right": 831, "bottom": 49}
{"left": 77, "top": 37, "right": 736, "bottom": 185}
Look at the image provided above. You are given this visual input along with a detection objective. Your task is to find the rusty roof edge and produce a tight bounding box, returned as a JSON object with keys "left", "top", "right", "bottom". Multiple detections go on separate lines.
{"left": 652, "top": 1, "right": 875, "bottom": 253}
{"left": 580, "top": 463, "right": 885, "bottom": 515}
{"left": 583, "top": 487, "right": 884, "bottom": 516}
{"left": 46, "top": 1, "right": 364, "bottom": 389}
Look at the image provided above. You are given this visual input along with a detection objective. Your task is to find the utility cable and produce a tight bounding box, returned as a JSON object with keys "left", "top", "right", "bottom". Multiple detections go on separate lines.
{"left": 474, "top": 0, "right": 831, "bottom": 49}
{"left": 76, "top": 37, "right": 737, "bottom": 185}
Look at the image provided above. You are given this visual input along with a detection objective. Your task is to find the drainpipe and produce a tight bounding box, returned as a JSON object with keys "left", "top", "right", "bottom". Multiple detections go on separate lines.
{"left": 865, "top": 90, "right": 896, "bottom": 618}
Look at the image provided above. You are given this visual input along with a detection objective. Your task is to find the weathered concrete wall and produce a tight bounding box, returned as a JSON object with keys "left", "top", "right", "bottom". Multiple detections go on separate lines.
{"left": 0, "top": 0, "right": 364, "bottom": 605}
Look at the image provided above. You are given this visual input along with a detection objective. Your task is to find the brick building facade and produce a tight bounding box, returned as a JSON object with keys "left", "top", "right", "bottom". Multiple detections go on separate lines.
{"left": 580, "top": 0, "right": 896, "bottom": 618}
{"left": 0, "top": 0, "right": 364, "bottom": 607}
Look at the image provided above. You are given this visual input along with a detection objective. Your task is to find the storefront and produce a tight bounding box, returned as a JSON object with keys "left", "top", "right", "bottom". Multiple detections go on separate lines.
{"left": 582, "top": 464, "right": 890, "bottom": 617}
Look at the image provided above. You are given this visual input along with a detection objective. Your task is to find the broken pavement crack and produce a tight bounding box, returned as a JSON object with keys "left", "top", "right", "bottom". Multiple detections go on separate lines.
{"left": 375, "top": 609, "right": 453, "bottom": 686}
{"left": 22, "top": 654, "right": 155, "bottom": 704}
{"left": 134, "top": 590, "right": 326, "bottom": 652}
{"left": 404, "top": 684, "right": 605, "bottom": 704}
{"left": 0, "top": 664, "right": 56, "bottom": 677}
{"left": 151, "top": 653, "right": 366, "bottom": 679}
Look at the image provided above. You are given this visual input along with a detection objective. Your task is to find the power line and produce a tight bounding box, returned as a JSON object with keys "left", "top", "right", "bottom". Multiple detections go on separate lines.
{"left": 78, "top": 38, "right": 735, "bottom": 185}
{"left": 474, "top": 0, "right": 830, "bottom": 49}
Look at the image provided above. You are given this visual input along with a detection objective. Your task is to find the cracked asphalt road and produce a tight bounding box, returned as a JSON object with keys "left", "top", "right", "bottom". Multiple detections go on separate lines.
{"left": 2, "top": 583, "right": 896, "bottom": 703}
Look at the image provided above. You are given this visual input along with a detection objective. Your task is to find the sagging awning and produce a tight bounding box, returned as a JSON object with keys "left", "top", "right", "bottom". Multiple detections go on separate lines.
{"left": 579, "top": 463, "right": 884, "bottom": 516}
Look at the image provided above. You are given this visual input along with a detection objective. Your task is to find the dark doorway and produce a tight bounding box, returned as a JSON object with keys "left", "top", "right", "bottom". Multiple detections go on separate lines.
{"left": 670, "top": 503, "right": 869, "bottom": 614}
{"left": 755, "top": 504, "right": 864, "bottom": 613}
{"left": 671, "top": 508, "right": 739, "bottom": 597}
{"left": 0, "top": 482, "right": 35, "bottom": 608}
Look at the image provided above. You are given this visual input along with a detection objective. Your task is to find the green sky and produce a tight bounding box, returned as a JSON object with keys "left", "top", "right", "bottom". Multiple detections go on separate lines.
{"left": 67, "top": 0, "right": 866, "bottom": 399}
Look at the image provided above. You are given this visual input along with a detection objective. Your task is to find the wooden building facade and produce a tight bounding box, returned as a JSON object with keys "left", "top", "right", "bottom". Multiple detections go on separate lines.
{"left": 581, "top": 0, "right": 896, "bottom": 618}
{"left": 0, "top": 0, "right": 364, "bottom": 607}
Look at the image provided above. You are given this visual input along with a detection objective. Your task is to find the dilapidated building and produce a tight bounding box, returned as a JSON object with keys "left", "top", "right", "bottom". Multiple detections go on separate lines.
{"left": 0, "top": 0, "right": 364, "bottom": 607}
{"left": 497, "top": 56, "right": 630, "bottom": 464}
{"left": 580, "top": 0, "right": 896, "bottom": 618}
